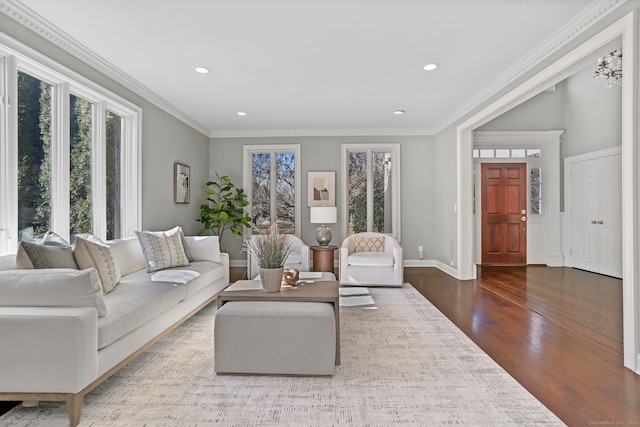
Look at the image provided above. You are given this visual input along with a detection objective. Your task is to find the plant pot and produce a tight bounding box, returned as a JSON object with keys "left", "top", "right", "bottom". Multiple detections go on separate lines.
{"left": 260, "top": 267, "right": 284, "bottom": 292}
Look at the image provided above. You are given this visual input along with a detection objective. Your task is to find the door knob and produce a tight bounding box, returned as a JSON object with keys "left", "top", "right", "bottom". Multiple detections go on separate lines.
{"left": 521, "top": 216, "right": 527, "bottom": 222}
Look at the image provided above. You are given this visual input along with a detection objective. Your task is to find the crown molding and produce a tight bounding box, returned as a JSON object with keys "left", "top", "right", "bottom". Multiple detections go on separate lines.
{"left": 0, "top": 0, "right": 211, "bottom": 137}
{"left": 430, "top": 0, "right": 628, "bottom": 135}
{"left": 209, "top": 127, "right": 432, "bottom": 138}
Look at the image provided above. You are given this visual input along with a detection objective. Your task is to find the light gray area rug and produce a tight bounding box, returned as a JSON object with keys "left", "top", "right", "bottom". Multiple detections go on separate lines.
{"left": 1, "top": 284, "right": 565, "bottom": 426}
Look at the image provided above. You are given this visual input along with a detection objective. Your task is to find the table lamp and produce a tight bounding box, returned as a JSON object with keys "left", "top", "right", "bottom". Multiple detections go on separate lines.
{"left": 310, "top": 206, "right": 337, "bottom": 246}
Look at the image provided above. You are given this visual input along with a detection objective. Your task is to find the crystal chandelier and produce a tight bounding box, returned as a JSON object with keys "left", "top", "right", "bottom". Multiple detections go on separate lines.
{"left": 594, "top": 49, "right": 622, "bottom": 89}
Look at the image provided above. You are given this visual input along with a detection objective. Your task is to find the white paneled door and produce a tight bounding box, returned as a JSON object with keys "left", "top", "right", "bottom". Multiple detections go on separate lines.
{"left": 566, "top": 147, "right": 622, "bottom": 278}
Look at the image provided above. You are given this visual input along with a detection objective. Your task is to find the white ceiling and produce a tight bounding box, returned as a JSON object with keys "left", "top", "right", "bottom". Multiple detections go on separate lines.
{"left": 12, "top": 0, "right": 595, "bottom": 137}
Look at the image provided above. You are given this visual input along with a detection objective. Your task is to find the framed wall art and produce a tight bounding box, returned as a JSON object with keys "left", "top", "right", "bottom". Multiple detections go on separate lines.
{"left": 308, "top": 171, "right": 335, "bottom": 207}
{"left": 174, "top": 162, "right": 190, "bottom": 204}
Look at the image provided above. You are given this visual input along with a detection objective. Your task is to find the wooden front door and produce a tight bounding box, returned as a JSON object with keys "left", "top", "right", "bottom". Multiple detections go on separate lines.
{"left": 481, "top": 163, "right": 527, "bottom": 265}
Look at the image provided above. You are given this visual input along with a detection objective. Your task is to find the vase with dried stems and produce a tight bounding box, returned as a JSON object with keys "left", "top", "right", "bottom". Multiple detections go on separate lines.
{"left": 243, "top": 224, "right": 293, "bottom": 292}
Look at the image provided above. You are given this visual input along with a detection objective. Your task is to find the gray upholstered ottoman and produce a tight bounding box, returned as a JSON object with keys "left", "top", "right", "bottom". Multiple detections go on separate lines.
{"left": 214, "top": 301, "right": 336, "bottom": 375}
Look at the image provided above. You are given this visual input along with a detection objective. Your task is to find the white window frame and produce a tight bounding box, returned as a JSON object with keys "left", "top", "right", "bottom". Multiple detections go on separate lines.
{"left": 242, "top": 144, "right": 301, "bottom": 236}
{"left": 0, "top": 35, "right": 141, "bottom": 254}
{"left": 341, "top": 143, "right": 401, "bottom": 241}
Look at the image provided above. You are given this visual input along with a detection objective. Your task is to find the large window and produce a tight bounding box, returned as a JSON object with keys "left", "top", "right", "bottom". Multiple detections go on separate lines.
{"left": 243, "top": 145, "right": 301, "bottom": 235}
{"left": 17, "top": 72, "right": 52, "bottom": 240}
{"left": 1, "top": 49, "right": 141, "bottom": 254}
{"left": 342, "top": 144, "right": 401, "bottom": 240}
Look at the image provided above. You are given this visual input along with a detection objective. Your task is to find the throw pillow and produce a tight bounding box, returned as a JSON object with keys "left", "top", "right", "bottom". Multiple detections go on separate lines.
{"left": 15, "top": 243, "right": 35, "bottom": 269}
{"left": 0, "top": 267, "right": 108, "bottom": 317}
{"left": 16, "top": 230, "right": 72, "bottom": 269}
{"left": 18, "top": 241, "right": 78, "bottom": 269}
{"left": 38, "top": 230, "right": 70, "bottom": 246}
{"left": 354, "top": 236, "right": 385, "bottom": 253}
{"left": 135, "top": 226, "right": 190, "bottom": 272}
{"left": 183, "top": 235, "right": 221, "bottom": 263}
{"left": 74, "top": 235, "right": 122, "bottom": 294}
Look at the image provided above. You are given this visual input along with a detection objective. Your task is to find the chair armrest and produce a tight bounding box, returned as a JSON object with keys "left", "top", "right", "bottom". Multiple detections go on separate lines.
{"left": 300, "top": 245, "right": 310, "bottom": 272}
{"left": 0, "top": 307, "right": 98, "bottom": 393}
{"left": 339, "top": 246, "right": 350, "bottom": 270}
{"left": 392, "top": 245, "right": 403, "bottom": 270}
{"left": 219, "top": 252, "right": 230, "bottom": 284}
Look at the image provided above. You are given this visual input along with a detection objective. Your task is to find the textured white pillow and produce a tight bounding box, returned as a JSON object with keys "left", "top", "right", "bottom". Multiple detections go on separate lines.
{"left": 135, "top": 226, "right": 190, "bottom": 272}
{"left": 0, "top": 267, "right": 108, "bottom": 317}
{"left": 183, "top": 235, "right": 221, "bottom": 263}
{"left": 74, "top": 235, "right": 121, "bottom": 294}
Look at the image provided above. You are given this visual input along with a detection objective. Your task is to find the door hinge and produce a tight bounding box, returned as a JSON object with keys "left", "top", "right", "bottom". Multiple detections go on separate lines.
{"left": 0, "top": 95, "right": 9, "bottom": 107}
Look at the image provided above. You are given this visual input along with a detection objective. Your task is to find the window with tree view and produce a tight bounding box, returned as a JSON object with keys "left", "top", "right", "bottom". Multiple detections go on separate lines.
{"left": 17, "top": 72, "right": 52, "bottom": 241}
{"left": 69, "top": 94, "right": 93, "bottom": 238}
{"left": 343, "top": 144, "right": 400, "bottom": 239}
{"left": 106, "top": 111, "right": 122, "bottom": 240}
{"left": 2, "top": 54, "right": 140, "bottom": 254}
{"left": 244, "top": 145, "right": 300, "bottom": 236}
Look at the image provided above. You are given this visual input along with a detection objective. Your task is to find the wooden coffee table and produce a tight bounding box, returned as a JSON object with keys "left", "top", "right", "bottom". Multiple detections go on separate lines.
{"left": 217, "top": 280, "right": 341, "bottom": 364}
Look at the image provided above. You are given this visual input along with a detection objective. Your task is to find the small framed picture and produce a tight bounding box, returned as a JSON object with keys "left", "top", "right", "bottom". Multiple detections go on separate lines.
{"left": 174, "top": 162, "right": 190, "bottom": 204}
{"left": 308, "top": 171, "right": 335, "bottom": 207}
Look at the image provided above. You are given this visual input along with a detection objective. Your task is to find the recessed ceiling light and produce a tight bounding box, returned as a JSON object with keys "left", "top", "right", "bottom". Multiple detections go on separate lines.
{"left": 237, "top": 112, "right": 247, "bottom": 116}
{"left": 393, "top": 110, "right": 405, "bottom": 115}
{"left": 195, "top": 67, "right": 209, "bottom": 74}
{"left": 423, "top": 63, "right": 438, "bottom": 71}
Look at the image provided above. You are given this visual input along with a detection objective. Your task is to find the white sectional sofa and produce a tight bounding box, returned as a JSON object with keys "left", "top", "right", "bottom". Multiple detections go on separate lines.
{"left": 0, "top": 233, "right": 229, "bottom": 426}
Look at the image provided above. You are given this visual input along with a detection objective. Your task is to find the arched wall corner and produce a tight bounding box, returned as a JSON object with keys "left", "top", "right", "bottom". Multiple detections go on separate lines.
{"left": 455, "top": 11, "right": 639, "bottom": 372}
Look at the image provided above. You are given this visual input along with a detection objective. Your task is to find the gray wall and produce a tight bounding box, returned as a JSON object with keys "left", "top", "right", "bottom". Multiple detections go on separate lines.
{"left": 209, "top": 135, "right": 434, "bottom": 262}
{"left": 0, "top": 14, "right": 210, "bottom": 236}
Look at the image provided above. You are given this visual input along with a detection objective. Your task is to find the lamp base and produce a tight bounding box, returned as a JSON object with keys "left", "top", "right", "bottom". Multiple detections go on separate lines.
{"left": 315, "top": 224, "right": 332, "bottom": 246}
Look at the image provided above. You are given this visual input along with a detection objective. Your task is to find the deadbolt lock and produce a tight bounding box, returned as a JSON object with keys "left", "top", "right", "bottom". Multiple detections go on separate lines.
{"left": 521, "top": 209, "right": 526, "bottom": 215}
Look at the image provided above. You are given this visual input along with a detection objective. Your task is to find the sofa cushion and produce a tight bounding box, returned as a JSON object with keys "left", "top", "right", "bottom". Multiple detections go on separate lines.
{"left": 183, "top": 235, "right": 221, "bottom": 263}
{"left": 135, "top": 227, "right": 189, "bottom": 272}
{"left": 74, "top": 235, "right": 121, "bottom": 294}
{"left": 0, "top": 254, "right": 16, "bottom": 271}
{"left": 354, "top": 236, "right": 385, "bottom": 253}
{"left": 17, "top": 241, "right": 78, "bottom": 269}
{"left": 348, "top": 251, "right": 394, "bottom": 267}
{"left": 107, "top": 237, "right": 147, "bottom": 276}
{"left": 97, "top": 271, "right": 187, "bottom": 349}
{"left": 0, "top": 267, "right": 107, "bottom": 316}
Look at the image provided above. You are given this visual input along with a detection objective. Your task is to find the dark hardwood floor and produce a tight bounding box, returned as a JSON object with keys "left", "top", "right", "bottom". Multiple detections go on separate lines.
{"left": 406, "top": 266, "right": 640, "bottom": 427}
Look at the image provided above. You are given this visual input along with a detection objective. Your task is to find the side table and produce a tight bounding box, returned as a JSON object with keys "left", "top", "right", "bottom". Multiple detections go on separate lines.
{"left": 310, "top": 245, "right": 337, "bottom": 273}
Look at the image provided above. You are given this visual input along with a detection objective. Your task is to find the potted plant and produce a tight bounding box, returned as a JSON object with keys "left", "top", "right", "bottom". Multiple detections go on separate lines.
{"left": 196, "top": 173, "right": 252, "bottom": 242}
{"left": 243, "top": 224, "right": 293, "bottom": 292}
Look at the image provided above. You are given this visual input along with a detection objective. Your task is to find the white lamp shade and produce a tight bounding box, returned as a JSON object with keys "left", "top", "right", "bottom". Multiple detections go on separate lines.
{"left": 310, "top": 206, "right": 337, "bottom": 224}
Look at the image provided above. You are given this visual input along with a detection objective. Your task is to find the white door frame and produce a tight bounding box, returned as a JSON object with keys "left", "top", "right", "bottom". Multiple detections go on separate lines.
{"left": 456, "top": 13, "right": 638, "bottom": 372}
